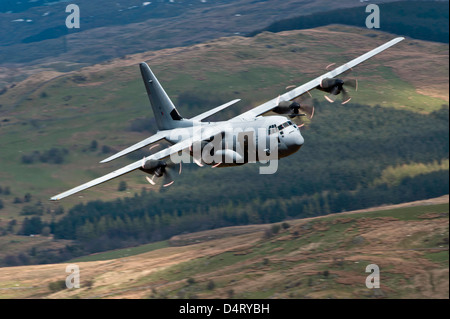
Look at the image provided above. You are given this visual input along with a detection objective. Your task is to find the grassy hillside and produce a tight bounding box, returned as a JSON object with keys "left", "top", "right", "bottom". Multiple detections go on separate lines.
{"left": 0, "top": 199, "right": 447, "bottom": 299}
{"left": 0, "top": 26, "right": 448, "bottom": 265}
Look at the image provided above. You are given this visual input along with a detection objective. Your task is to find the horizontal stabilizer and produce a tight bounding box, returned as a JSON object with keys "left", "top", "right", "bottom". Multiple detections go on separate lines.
{"left": 100, "top": 131, "right": 167, "bottom": 163}
{"left": 190, "top": 99, "right": 241, "bottom": 122}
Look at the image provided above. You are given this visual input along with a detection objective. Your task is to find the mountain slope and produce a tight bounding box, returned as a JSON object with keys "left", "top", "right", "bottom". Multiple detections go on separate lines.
{"left": 0, "top": 197, "right": 447, "bottom": 299}
{"left": 0, "top": 0, "right": 402, "bottom": 66}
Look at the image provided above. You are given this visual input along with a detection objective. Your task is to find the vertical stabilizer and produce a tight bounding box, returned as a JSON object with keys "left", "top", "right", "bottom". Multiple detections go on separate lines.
{"left": 140, "top": 62, "right": 183, "bottom": 130}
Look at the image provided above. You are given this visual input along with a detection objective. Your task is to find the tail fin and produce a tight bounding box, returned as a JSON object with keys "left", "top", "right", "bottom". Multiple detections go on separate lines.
{"left": 140, "top": 62, "right": 183, "bottom": 130}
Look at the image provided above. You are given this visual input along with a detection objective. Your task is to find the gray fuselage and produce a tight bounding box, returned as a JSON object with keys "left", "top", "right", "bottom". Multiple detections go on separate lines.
{"left": 163, "top": 115, "right": 304, "bottom": 166}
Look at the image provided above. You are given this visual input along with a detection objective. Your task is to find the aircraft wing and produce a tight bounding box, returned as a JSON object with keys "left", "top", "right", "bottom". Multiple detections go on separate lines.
{"left": 50, "top": 125, "right": 223, "bottom": 201}
{"left": 50, "top": 160, "right": 143, "bottom": 201}
{"left": 232, "top": 37, "right": 404, "bottom": 121}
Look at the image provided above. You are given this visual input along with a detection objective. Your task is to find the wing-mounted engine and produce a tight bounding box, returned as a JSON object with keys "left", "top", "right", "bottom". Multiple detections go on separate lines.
{"left": 317, "top": 77, "right": 358, "bottom": 104}
{"left": 273, "top": 100, "right": 303, "bottom": 117}
{"left": 140, "top": 158, "right": 181, "bottom": 187}
{"left": 273, "top": 92, "right": 315, "bottom": 127}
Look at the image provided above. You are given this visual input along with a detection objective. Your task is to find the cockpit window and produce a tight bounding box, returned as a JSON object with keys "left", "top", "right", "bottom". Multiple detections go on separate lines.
{"left": 271, "top": 121, "right": 295, "bottom": 134}
{"left": 278, "top": 121, "right": 293, "bottom": 131}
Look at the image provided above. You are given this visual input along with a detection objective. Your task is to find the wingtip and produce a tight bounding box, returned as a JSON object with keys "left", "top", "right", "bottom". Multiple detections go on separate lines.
{"left": 100, "top": 157, "right": 113, "bottom": 163}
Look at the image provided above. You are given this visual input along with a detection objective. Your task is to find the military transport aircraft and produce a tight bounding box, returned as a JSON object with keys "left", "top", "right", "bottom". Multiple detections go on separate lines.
{"left": 50, "top": 37, "right": 404, "bottom": 200}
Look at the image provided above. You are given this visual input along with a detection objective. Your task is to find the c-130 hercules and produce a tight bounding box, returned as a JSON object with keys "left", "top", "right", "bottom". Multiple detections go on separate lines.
{"left": 51, "top": 37, "right": 404, "bottom": 200}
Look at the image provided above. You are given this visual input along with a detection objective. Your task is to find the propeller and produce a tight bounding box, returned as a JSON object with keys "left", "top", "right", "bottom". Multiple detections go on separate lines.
{"left": 319, "top": 62, "right": 358, "bottom": 105}
{"left": 274, "top": 91, "right": 315, "bottom": 127}
{"left": 320, "top": 77, "right": 358, "bottom": 104}
{"left": 149, "top": 143, "right": 160, "bottom": 151}
{"left": 291, "top": 91, "right": 315, "bottom": 119}
{"left": 140, "top": 158, "right": 181, "bottom": 188}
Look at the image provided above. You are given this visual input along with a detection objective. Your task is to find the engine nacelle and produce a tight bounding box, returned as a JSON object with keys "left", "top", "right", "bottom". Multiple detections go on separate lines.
{"left": 319, "top": 78, "right": 345, "bottom": 94}
{"left": 140, "top": 159, "right": 166, "bottom": 176}
{"left": 273, "top": 101, "right": 301, "bottom": 115}
{"left": 273, "top": 101, "right": 292, "bottom": 114}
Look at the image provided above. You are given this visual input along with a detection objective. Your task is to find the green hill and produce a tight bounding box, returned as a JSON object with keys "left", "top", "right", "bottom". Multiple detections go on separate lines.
{"left": 0, "top": 26, "right": 448, "bottom": 266}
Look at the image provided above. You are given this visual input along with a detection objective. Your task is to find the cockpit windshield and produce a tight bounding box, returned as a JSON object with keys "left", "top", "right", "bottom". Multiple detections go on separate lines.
{"left": 277, "top": 120, "right": 294, "bottom": 131}
{"left": 269, "top": 121, "right": 295, "bottom": 135}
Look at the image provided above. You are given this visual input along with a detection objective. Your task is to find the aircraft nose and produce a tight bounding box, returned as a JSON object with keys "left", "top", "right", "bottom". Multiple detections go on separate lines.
{"left": 284, "top": 130, "right": 304, "bottom": 152}
{"left": 292, "top": 132, "right": 304, "bottom": 147}
{"left": 287, "top": 130, "right": 304, "bottom": 147}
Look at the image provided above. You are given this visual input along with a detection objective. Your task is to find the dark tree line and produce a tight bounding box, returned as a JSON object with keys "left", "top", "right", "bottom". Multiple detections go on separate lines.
{"left": 248, "top": 1, "right": 449, "bottom": 44}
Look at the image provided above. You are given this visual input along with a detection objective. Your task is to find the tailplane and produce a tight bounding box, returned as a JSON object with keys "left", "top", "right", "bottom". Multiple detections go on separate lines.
{"left": 140, "top": 62, "right": 184, "bottom": 130}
